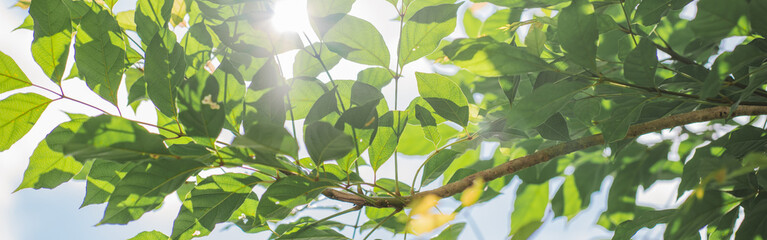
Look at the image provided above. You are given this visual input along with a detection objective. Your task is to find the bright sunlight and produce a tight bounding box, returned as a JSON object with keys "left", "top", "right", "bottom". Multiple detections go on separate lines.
{"left": 271, "top": 0, "right": 312, "bottom": 33}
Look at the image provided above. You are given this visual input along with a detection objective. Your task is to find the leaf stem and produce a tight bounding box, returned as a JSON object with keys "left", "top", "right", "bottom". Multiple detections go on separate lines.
{"left": 363, "top": 209, "right": 400, "bottom": 240}
{"left": 293, "top": 205, "right": 361, "bottom": 235}
{"left": 303, "top": 33, "right": 364, "bottom": 178}
{"left": 619, "top": 0, "right": 638, "bottom": 46}
{"left": 410, "top": 133, "right": 477, "bottom": 194}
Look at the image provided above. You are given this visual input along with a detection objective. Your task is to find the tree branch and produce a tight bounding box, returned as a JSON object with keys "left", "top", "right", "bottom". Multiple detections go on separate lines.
{"left": 322, "top": 105, "right": 767, "bottom": 208}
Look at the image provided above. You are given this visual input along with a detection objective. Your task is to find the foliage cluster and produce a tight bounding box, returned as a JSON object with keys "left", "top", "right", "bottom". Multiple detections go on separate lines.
{"left": 3, "top": 0, "right": 767, "bottom": 239}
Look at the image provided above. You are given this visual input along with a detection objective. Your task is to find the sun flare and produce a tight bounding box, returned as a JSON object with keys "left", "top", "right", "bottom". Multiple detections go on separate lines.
{"left": 271, "top": 0, "right": 312, "bottom": 33}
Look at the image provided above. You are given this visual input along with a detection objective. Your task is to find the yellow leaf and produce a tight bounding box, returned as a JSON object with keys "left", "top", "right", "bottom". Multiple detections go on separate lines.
{"left": 714, "top": 168, "right": 727, "bottom": 183}
{"left": 407, "top": 213, "right": 456, "bottom": 235}
{"left": 461, "top": 177, "right": 485, "bottom": 207}
{"left": 410, "top": 194, "right": 440, "bottom": 216}
{"left": 170, "top": 0, "right": 187, "bottom": 27}
{"left": 14, "top": 0, "right": 31, "bottom": 9}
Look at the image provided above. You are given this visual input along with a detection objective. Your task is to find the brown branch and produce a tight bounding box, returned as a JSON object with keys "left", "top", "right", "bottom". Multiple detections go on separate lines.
{"left": 322, "top": 105, "right": 767, "bottom": 208}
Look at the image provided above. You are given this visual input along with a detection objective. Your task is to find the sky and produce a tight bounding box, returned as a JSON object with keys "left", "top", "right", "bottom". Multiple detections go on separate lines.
{"left": 0, "top": 0, "right": 744, "bottom": 239}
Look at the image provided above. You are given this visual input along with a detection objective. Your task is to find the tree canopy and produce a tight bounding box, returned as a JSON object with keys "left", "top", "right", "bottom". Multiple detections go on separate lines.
{"left": 4, "top": 0, "right": 767, "bottom": 239}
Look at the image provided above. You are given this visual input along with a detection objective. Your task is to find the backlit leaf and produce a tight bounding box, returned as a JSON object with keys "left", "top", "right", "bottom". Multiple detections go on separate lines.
{"left": 399, "top": 4, "right": 459, "bottom": 65}
{"left": 509, "top": 182, "right": 548, "bottom": 238}
{"left": 623, "top": 38, "right": 657, "bottom": 87}
{"left": 324, "top": 15, "right": 390, "bottom": 67}
{"left": 232, "top": 123, "right": 299, "bottom": 159}
{"left": 443, "top": 37, "right": 552, "bottom": 77}
{"left": 369, "top": 127, "right": 398, "bottom": 171}
{"left": 689, "top": 0, "right": 747, "bottom": 40}
{"left": 81, "top": 160, "right": 138, "bottom": 207}
{"left": 130, "top": 231, "right": 169, "bottom": 240}
{"left": 257, "top": 176, "right": 334, "bottom": 220}
{"left": 558, "top": 0, "right": 598, "bottom": 70}
{"left": 146, "top": 32, "right": 185, "bottom": 117}
{"left": 63, "top": 115, "right": 172, "bottom": 163}
{"left": 305, "top": 121, "right": 355, "bottom": 165}
{"left": 416, "top": 72, "right": 469, "bottom": 127}
{"left": 135, "top": 0, "right": 173, "bottom": 45}
{"left": 294, "top": 43, "right": 341, "bottom": 78}
{"left": 171, "top": 173, "right": 262, "bottom": 240}
{"left": 0, "top": 51, "right": 33, "bottom": 94}
{"left": 0, "top": 93, "right": 51, "bottom": 151}
{"left": 15, "top": 117, "right": 87, "bottom": 192}
{"left": 99, "top": 158, "right": 207, "bottom": 224}
{"left": 507, "top": 80, "right": 588, "bottom": 130}
{"left": 74, "top": 6, "right": 126, "bottom": 105}
{"left": 29, "top": 0, "right": 72, "bottom": 83}
{"left": 421, "top": 149, "right": 460, "bottom": 187}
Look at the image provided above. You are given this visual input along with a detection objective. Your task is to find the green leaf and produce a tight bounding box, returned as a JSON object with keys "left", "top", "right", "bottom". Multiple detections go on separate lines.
{"left": 399, "top": 4, "right": 459, "bottom": 65}
{"left": 228, "top": 192, "right": 263, "bottom": 233}
{"left": 369, "top": 127, "right": 398, "bottom": 171}
{"left": 304, "top": 122, "right": 355, "bottom": 165}
{"left": 294, "top": 43, "right": 341, "bottom": 78}
{"left": 707, "top": 207, "right": 738, "bottom": 240}
{"left": 689, "top": 0, "right": 747, "bottom": 40}
{"left": 509, "top": 182, "right": 548, "bottom": 238}
{"left": 415, "top": 104, "right": 440, "bottom": 145}
{"left": 277, "top": 227, "right": 349, "bottom": 240}
{"left": 600, "top": 99, "right": 646, "bottom": 143}
{"left": 507, "top": 80, "right": 588, "bottom": 130}
{"left": 307, "top": 0, "right": 355, "bottom": 37}
{"left": 324, "top": 14, "right": 390, "bottom": 67}
{"left": 749, "top": 0, "right": 767, "bottom": 37}
{"left": 14, "top": 15, "right": 34, "bottom": 31}
{"left": 116, "top": 10, "right": 137, "bottom": 31}
{"left": 129, "top": 231, "right": 169, "bottom": 240}
{"left": 14, "top": 118, "right": 86, "bottom": 192}
{"left": 135, "top": 0, "right": 173, "bottom": 45}
{"left": 288, "top": 78, "right": 327, "bottom": 119}
{"left": 305, "top": 88, "right": 339, "bottom": 124}
{"left": 551, "top": 175, "right": 582, "bottom": 220}
{"left": 63, "top": 115, "right": 172, "bottom": 163}
{"left": 399, "top": 124, "right": 458, "bottom": 156}
{"left": 700, "top": 41, "right": 767, "bottom": 98}
{"left": 442, "top": 37, "right": 552, "bottom": 77}
{"left": 257, "top": 176, "right": 334, "bottom": 220}
{"left": 416, "top": 72, "right": 469, "bottom": 127}
{"left": 664, "top": 190, "right": 740, "bottom": 239}
{"left": 612, "top": 210, "right": 675, "bottom": 240}
{"left": 29, "top": 0, "right": 72, "bottom": 83}
{"left": 177, "top": 74, "right": 224, "bottom": 139}
{"left": 535, "top": 112, "right": 570, "bottom": 141}
{"left": 74, "top": 6, "right": 126, "bottom": 105}
{"left": 740, "top": 64, "right": 767, "bottom": 105}
{"left": 0, "top": 93, "right": 52, "bottom": 151}
{"left": 171, "top": 173, "right": 262, "bottom": 240}
{"left": 635, "top": 0, "right": 672, "bottom": 26}
{"left": 146, "top": 33, "right": 185, "bottom": 117}
{"left": 99, "top": 157, "right": 206, "bottom": 225}
{"left": 623, "top": 38, "right": 657, "bottom": 87}
{"left": 16, "top": 139, "right": 79, "bottom": 189}
{"left": 181, "top": 22, "right": 213, "bottom": 78}
{"left": 357, "top": 67, "right": 393, "bottom": 89}
{"left": 350, "top": 81, "right": 384, "bottom": 107}
{"left": 430, "top": 223, "right": 466, "bottom": 240}
{"left": 463, "top": 9, "right": 482, "bottom": 38}
{"left": 232, "top": 123, "right": 299, "bottom": 159}
{"left": 734, "top": 198, "right": 767, "bottom": 240}
{"left": 558, "top": 0, "right": 598, "bottom": 70}
{"left": 81, "top": 160, "right": 138, "bottom": 207}
{"left": 525, "top": 24, "right": 546, "bottom": 57}
{"left": 421, "top": 149, "right": 460, "bottom": 187}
